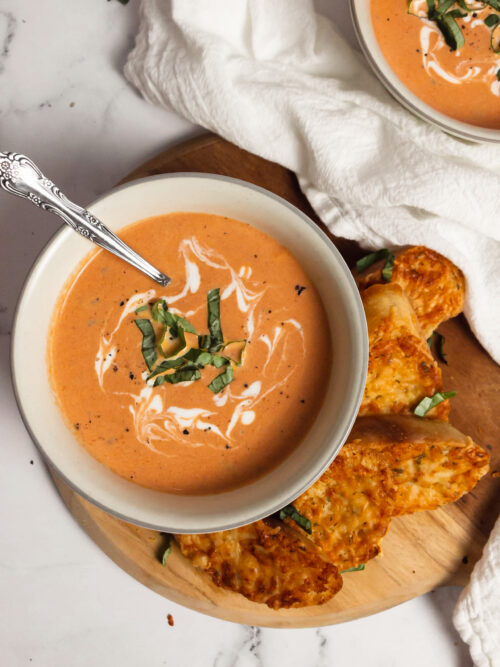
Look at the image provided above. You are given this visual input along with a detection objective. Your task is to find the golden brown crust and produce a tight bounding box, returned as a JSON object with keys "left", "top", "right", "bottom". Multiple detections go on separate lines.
{"left": 175, "top": 519, "right": 342, "bottom": 609}
{"left": 345, "top": 416, "right": 490, "bottom": 515}
{"left": 360, "top": 283, "right": 449, "bottom": 420}
{"left": 286, "top": 415, "right": 488, "bottom": 571}
{"left": 288, "top": 454, "right": 394, "bottom": 570}
{"left": 357, "top": 246, "right": 465, "bottom": 338}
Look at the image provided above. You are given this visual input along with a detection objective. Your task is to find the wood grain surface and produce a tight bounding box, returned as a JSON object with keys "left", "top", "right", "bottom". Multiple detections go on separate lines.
{"left": 50, "top": 133, "right": 500, "bottom": 628}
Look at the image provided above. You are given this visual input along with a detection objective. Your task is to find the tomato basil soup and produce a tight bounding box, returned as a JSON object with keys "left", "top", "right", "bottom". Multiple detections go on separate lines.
{"left": 49, "top": 213, "right": 332, "bottom": 495}
{"left": 371, "top": 0, "right": 500, "bottom": 129}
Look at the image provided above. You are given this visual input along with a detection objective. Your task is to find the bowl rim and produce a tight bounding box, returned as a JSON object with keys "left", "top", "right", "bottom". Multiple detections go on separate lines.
{"left": 11, "top": 171, "right": 368, "bottom": 532}
{"left": 350, "top": 0, "right": 500, "bottom": 144}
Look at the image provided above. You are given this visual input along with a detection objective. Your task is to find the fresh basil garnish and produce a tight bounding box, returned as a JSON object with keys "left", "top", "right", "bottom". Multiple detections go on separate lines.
{"left": 207, "top": 288, "right": 224, "bottom": 346}
{"left": 435, "top": 333, "right": 448, "bottom": 364}
{"left": 356, "top": 248, "right": 390, "bottom": 273}
{"left": 134, "top": 304, "right": 149, "bottom": 314}
{"left": 279, "top": 505, "right": 312, "bottom": 534}
{"left": 485, "top": 13, "right": 499, "bottom": 26}
{"left": 427, "top": 332, "right": 448, "bottom": 364}
{"left": 134, "top": 319, "right": 157, "bottom": 371}
{"left": 146, "top": 356, "right": 187, "bottom": 380}
{"left": 381, "top": 252, "right": 395, "bottom": 282}
{"left": 436, "top": 12, "right": 465, "bottom": 49}
{"left": 341, "top": 564, "right": 366, "bottom": 573}
{"left": 153, "top": 366, "right": 201, "bottom": 387}
{"left": 414, "top": 390, "right": 457, "bottom": 417}
{"left": 208, "top": 364, "right": 234, "bottom": 394}
{"left": 161, "top": 535, "right": 171, "bottom": 565}
{"left": 135, "top": 291, "right": 246, "bottom": 393}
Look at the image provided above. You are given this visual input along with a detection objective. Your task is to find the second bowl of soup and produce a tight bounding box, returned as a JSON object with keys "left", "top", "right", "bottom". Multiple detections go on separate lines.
{"left": 351, "top": 0, "right": 500, "bottom": 142}
{"left": 12, "top": 173, "right": 368, "bottom": 533}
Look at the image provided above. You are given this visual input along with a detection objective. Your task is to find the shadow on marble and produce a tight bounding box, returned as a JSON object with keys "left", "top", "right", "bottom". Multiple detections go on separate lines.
{"left": 426, "top": 586, "right": 472, "bottom": 667}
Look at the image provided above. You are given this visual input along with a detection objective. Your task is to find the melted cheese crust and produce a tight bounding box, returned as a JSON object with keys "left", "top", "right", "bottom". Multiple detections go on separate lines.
{"left": 346, "top": 416, "right": 490, "bottom": 515}
{"left": 357, "top": 246, "right": 465, "bottom": 338}
{"left": 175, "top": 519, "right": 342, "bottom": 609}
{"left": 287, "top": 416, "right": 489, "bottom": 572}
{"left": 359, "top": 283, "right": 448, "bottom": 420}
{"left": 288, "top": 457, "right": 395, "bottom": 570}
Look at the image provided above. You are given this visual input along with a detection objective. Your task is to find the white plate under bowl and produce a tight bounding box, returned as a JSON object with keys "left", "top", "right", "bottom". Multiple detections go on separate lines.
{"left": 351, "top": 0, "right": 500, "bottom": 143}
{"left": 12, "top": 173, "right": 368, "bottom": 533}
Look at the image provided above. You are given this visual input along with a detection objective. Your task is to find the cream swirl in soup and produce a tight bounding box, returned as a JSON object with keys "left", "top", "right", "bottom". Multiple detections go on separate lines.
{"left": 49, "top": 213, "right": 332, "bottom": 495}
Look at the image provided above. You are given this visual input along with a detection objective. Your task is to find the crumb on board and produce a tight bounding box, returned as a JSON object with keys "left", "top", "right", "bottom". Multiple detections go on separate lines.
{"left": 167, "top": 613, "right": 174, "bottom": 627}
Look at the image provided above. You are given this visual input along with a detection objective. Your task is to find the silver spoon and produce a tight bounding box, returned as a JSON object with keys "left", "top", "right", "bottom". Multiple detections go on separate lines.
{"left": 0, "top": 151, "right": 170, "bottom": 287}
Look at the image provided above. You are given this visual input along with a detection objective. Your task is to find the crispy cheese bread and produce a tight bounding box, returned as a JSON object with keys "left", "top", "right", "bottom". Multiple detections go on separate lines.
{"left": 347, "top": 416, "right": 490, "bottom": 515}
{"left": 357, "top": 246, "right": 465, "bottom": 338}
{"left": 175, "top": 519, "right": 342, "bottom": 609}
{"left": 287, "top": 416, "right": 488, "bottom": 570}
{"left": 287, "top": 454, "right": 395, "bottom": 570}
{"left": 360, "top": 283, "right": 449, "bottom": 420}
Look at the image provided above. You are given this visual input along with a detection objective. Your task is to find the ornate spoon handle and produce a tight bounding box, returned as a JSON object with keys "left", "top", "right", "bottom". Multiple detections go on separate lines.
{"left": 0, "top": 152, "right": 170, "bottom": 287}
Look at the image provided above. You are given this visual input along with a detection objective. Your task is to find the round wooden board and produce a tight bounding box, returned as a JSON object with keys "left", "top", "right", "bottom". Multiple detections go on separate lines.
{"left": 51, "top": 133, "right": 500, "bottom": 628}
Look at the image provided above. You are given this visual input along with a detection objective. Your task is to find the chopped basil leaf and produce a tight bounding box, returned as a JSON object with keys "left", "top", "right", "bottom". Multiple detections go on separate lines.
{"left": 414, "top": 391, "right": 457, "bottom": 417}
{"left": 172, "top": 315, "right": 197, "bottom": 335}
{"left": 438, "top": 0, "right": 456, "bottom": 12}
{"left": 427, "top": 332, "right": 448, "bottom": 364}
{"left": 341, "top": 564, "right": 366, "bottom": 573}
{"left": 134, "top": 319, "right": 157, "bottom": 371}
{"left": 435, "top": 332, "right": 448, "bottom": 364}
{"left": 279, "top": 505, "right": 312, "bottom": 534}
{"left": 485, "top": 13, "right": 499, "bottom": 26}
{"left": 161, "top": 535, "right": 171, "bottom": 565}
{"left": 134, "top": 305, "right": 149, "bottom": 314}
{"left": 486, "top": 0, "right": 500, "bottom": 11}
{"left": 158, "top": 324, "right": 186, "bottom": 359}
{"left": 448, "top": 8, "right": 467, "bottom": 17}
{"left": 146, "top": 356, "right": 187, "bottom": 380}
{"left": 356, "top": 248, "right": 390, "bottom": 273}
{"left": 182, "top": 348, "right": 214, "bottom": 367}
{"left": 497, "top": 68, "right": 500, "bottom": 80}
{"left": 152, "top": 300, "right": 197, "bottom": 336}
{"left": 381, "top": 252, "right": 395, "bottom": 282}
{"left": 208, "top": 364, "right": 234, "bottom": 394}
{"left": 182, "top": 348, "right": 230, "bottom": 369}
{"left": 153, "top": 366, "right": 201, "bottom": 387}
{"left": 435, "top": 12, "right": 465, "bottom": 50}
{"left": 212, "top": 354, "right": 230, "bottom": 368}
{"left": 207, "top": 288, "right": 224, "bottom": 346}
{"left": 198, "top": 334, "right": 224, "bottom": 353}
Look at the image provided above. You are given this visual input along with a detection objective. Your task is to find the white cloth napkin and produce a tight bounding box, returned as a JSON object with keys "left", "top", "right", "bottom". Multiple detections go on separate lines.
{"left": 454, "top": 514, "right": 500, "bottom": 667}
{"left": 124, "top": 1, "right": 499, "bottom": 662}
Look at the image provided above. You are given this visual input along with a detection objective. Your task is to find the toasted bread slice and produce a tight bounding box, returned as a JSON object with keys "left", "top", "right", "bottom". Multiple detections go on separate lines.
{"left": 360, "top": 283, "right": 449, "bottom": 420}
{"left": 346, "top": 416, "right": 490, "bottom": 516}
{"left": 287, "top": 454, "right": 395, "bottom": 570}
{"left": 357, "top": 246, "right": 465, "bottom": 338}
{"left": 286, "top": 416, "right": 488, "bottom": 570}
{"left": 175, "top": 519, "right": 342, "bottom": 609}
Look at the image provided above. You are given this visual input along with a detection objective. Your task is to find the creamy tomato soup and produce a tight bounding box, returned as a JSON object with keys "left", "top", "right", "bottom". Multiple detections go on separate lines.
{"left": 371, "top": 0, "right": 500, "bottom": 128}
{"left": 49, "top": 213, "right": 332, "bottom": 495}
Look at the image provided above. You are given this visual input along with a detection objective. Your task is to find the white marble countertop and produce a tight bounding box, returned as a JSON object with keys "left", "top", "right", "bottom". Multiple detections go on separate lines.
{"left": 0, "top": 1, "right": 472, "bottom": 665}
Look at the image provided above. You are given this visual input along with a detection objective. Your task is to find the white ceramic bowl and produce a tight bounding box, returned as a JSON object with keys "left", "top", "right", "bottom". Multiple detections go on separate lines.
{"left": 351, "top": 0, "right": 500, "bottom": 143}
{"left": 12, "top": 173, "right": 368, "bottom": 533}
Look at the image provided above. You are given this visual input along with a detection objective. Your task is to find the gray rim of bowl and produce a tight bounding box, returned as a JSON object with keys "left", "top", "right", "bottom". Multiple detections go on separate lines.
{"left": 11, "top": 171, "right": 368, "bottom": 533}
{"left": 349, "top": 0, "right": 500, "bottom": 144}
